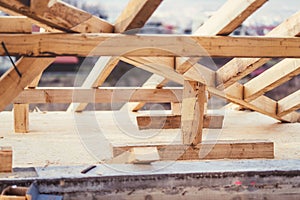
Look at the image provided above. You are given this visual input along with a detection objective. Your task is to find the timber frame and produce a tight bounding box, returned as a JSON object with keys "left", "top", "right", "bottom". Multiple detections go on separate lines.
{"left": 0, "top": 0, "right": 299, "bottom": 163}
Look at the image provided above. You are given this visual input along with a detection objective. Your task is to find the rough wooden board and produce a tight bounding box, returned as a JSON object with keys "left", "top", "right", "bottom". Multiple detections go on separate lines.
{"left": 216, "top": 11, "right": 300, "bottom": 88}
{"left": 137, "top": 115, "right": 224, "bottom": 130}
{"left": 13, "top": 104, "right": 29, "bottom": 133}
{"left": 14, "top": 88, "right": 182, "bottom": 104}
{"left": 114, "top": 0, "right": 163, "bottom": 33}
{"left": 113, "top": 140, "right": 274, "bottom": 160}
{"left": 277, "top": 90, "right": 300, "bottom": 117}
{"left": 244, "top": 59, "right": 300, "bottom": 101}
{"left": 0, "top": 146, "right": 12, "bottom": 173}
{"left": 3, "top": 34, "right": 300, "bottom": 57}
{"left": 0, "top": 57, "right": 54, "bottom": 112}
{"left": 0, "top": 0, "right": 113, "bottom": 33}
{"left": 181, "top": 81, "right": 206, "bottom": 145}
{"left": 0, "top": 16, "right": 31, "bottom": 33}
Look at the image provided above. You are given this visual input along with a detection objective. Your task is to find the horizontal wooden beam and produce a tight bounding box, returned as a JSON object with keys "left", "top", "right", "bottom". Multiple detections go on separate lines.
{"left": 137, "top": 114, "right": 224, "bottom": 130}
{"left": 244, "top": 59, "right": 300, "bottom": 101}
{"left": 14, "top": 88, "right": 183, "bottom": 104}
{"left": 0, "top": 16, "right": 32, "bottom": 33}
{"left": 113, "top": 140, "right": 274, "bottom": 160}
{"left": 277, "top": 90, "right": 300, "bottom": 117}
{"left": 0, "top": 0, "right": 113, "bottom": 33}
{"left": 2, "top": 34, "right": 300, "bottom": 57}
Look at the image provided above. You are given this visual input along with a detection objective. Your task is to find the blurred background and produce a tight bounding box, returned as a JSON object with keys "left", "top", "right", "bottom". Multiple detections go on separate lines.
{"left": 1, "top": 0, "right": 299, "bottom": 111}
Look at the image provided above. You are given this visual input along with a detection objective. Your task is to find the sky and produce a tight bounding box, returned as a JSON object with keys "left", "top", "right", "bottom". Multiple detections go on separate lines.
{"left": 91, "top": 0, "right": 300, "bottom": 29}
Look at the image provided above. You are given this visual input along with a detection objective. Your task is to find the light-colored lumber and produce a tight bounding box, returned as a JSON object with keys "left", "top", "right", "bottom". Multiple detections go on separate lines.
{"left": 3, "top": 34, "right": 300, "bottom": 57}
{"left": 181, "top": 81, "right": 206, "bottom": 145}
{"left": 171, "top": 102, "right": 181, "bottom": 115}
{"left": 194, "top": 0, "right": 267, "bottom": 35}
{"left": 0, "top": 146, "right": 12, "bottom": 173}
{"left": 0, "top": 16, "right": 31, "bottom": 33}
{"left": 137, "top": 114, "right": 224, "bottom": 130}
{"left": 129, "top": 0, "right": 266, "bottom": 112}
{"left": 277, "top": 90, "right": 300, "bottom": 117}
{"left": 13, "top": 104, "right": 29, "bottom": 133}
{"left": 130, "top": 75, "right": 168, "bottom": 112}
{"left": 115, "top": 0, "right": 163, "bottom": 33}
{"left": 69, "top": 0, "right": 163, "bottom": 112}
{"left": 244, "top": 59, "right": 300, "bottom": 101}
{"left": 113, "top": 140, "right": 274, "bottom": 160}
{"left": 0, "top": 57, "right": 54, "bottom": 112}
{"left": 216, "top": 11, "right": 300, "bottom": 88}
{"left": 120, "top": 57, "right": 183, "bottom": 84}
{"left": 108, "top": 147, "right": 160, "bottom": 164}
{"left": 0, "top": 0, "right": 113, "bottom": 33}
{"left": 14, "top": 88, "right": 183, "bottom": 104}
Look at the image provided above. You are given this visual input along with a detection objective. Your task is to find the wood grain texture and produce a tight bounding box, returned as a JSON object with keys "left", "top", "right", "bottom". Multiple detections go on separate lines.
{"left": 0, "top": 146, "right": 12, "bottom": 173}
{"left": 0, "top": 0, "right": 113, "bottom": 33}
{"left": 113, "top": 140, "right": 274, "bottom": 160}
{"left": 181, "top": 81, "right": 206, "bottom": 145}
{"left": 0, "top": 57, "right": 54, "bottom": 111}
{"left": 216, "top": 11, "right": 300, "bottom": 88}
{"left": 0, "top": 16, "right": 32, "bottom": 33}
{"left": 137, "top": 114, "right": 224, "bottom": 130}
{"left": 13, "top": 104, "right": 29, "bottom": 133}
{"left": 14, "top": 88, "right": 183, "bottom": 104}
{"left": 277, "top": 90, "right": 300, "bottom": 117}
{"left": 244, "top": 59, "right": 300, "bottom": 101}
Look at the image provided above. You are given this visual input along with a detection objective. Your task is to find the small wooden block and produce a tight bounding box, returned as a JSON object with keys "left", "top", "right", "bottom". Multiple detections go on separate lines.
{"left": 113, "top": 140, "right": 274, "bottom": 160}
{"left": 0, "top": 146, "right": 13, "bottom": 173}
{"left": 129, "top": 147, "right": 160, "bottom": 164}
{"left": 110, "top": 147, "right": 160, "bottom": 164}
{"left": 13, "top": 104, "right": 29, "bottom": 133}
{"left": 137, "top": 114, "right": 224, "bottom": 130}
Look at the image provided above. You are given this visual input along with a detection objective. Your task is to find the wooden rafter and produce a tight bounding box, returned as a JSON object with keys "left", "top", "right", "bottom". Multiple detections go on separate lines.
{"left": 69, "top": 0, "right": 163, "bottom": 112}
{"left": 216, "top": 11, "right": 300, "bottom": 88}
{"left": 277, "top": 90, "right": 300, "bottom": 117}
{"left": 0, "top": 0, "right": 113, "bottom": 33}
{"left": 244, "top": 59, "right": 300, "bottom": 101}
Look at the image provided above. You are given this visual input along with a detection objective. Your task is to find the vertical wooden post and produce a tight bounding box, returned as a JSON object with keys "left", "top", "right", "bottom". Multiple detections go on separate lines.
{"left": 14, "top": 104, "right": 29, "bottom": 133}
{"left": 181, "top": 81, "right": 206, "bottom": 145}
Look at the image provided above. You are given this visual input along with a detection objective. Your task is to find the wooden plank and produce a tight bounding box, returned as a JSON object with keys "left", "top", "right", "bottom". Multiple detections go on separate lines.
{"left": 0, "top": 0, "right": 113, "bottom": 33}
{"left": 2, "top": 34, "right": 300, "bottom": 57}
{"left": 115, "top": 0, "right": 163, "bottom": 33}
{"left": 194, "top": 0, "right": 267, "bottom": 35}
{"left": 0, "top": 146, "right": 12, "bottom": 173}
{"left": 13, "top": 104, "right": 29, "bottom": 133}
{"left": 277, "top": 90, "right": 300, "bottom": 117}
{"left": 244, "top": 59, "right": 300, "bottom": 101}
{"left": 0, "top": 16, "right": 31, "bottom": 33}
{"left": 137, "top": 114, "right": 224, "bottom": 130}
{"left": 171, "top": 102, "right": 181, "bottom": 115}
{"left": 0, "top": 57, "right": 54, "bottom": 112}
{"left": 112, "top": 140, "right": 274, "bottom": 160}
{"left": 69, "top": 0, "right": 163, "bottom": 112}
{"left": 14, "top": 88, "right": 183, "bottom": 104}
{"left": 216, "top": 11, "right": 300, "bottom": 88}
{"left": 181, "top": 81, "right": 206, "bottom": 145}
